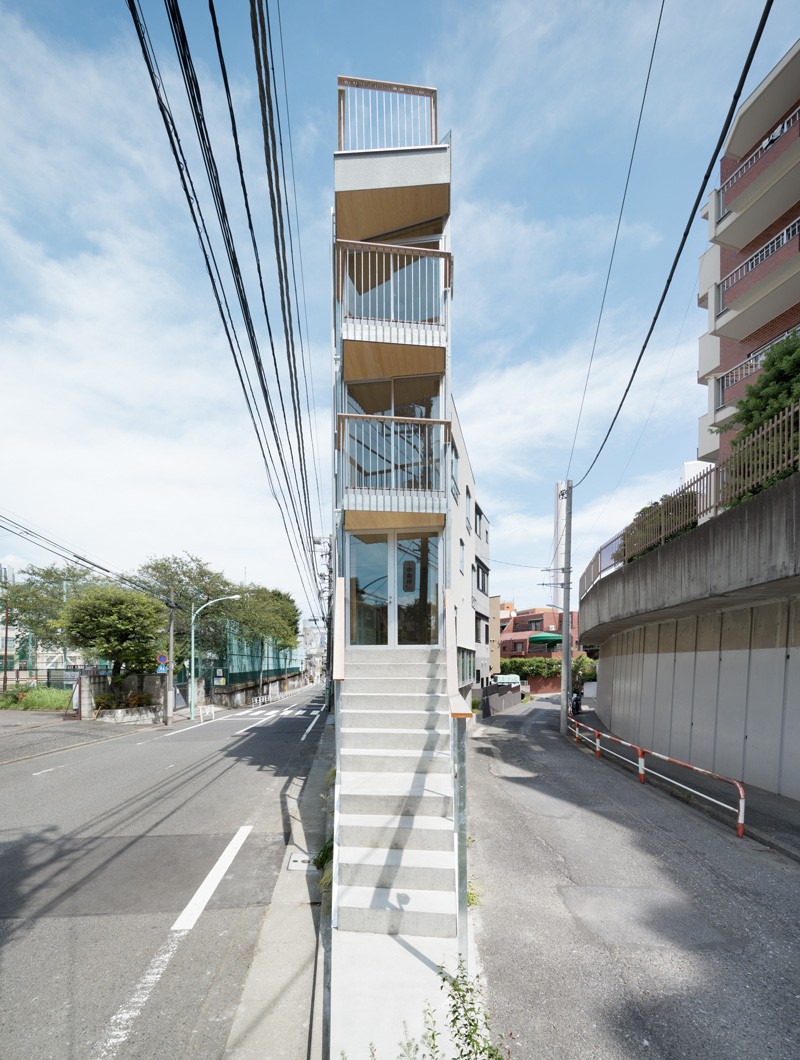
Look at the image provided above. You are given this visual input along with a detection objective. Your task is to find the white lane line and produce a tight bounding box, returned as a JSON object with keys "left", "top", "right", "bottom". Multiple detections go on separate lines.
{"left": 91, "top": 929, "right": 188, "bottom": 1059}
{"left": 32, "top": 767, "right": 54, "bottom": 776}
{"left": 300, "top": 711, "right": 323, "bottom": 742}
{"left": 171, "top": 826, "right": 252, "bottom": 931}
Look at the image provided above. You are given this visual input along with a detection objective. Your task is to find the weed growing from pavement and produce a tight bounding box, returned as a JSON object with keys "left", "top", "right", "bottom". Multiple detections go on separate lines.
{"left": 340, "top": 960, "right": 514, "bottom": 1059}
{"left": 466, "top": 879, "right": 483, "bottom": 907}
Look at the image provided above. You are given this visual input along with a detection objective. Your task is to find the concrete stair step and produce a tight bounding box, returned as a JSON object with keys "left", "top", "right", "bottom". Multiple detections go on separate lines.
{"left": 339, "top": 772, "right": 453, "bottom": 818}
{"left": 337, "top": 847, "right": 455, "bottom": 891}
{"left": 340, "top": 728, "right": 449, "bottom": 752}
{"left": 341, "top": 691, "right": 449, "bottom": 711}
{"left": 340, "top": 748, "right": 451, "bottom": 773}
{"left": 336, "top": 885, "right": 457, "bottom": 937}
{"left": 340, "top": 709, "right": 449, "bottom": 730}
{"left": 338, "top": 813, "right": 454, "bottom": 851}
{"left": 342, "top": 677, "right": 447, "bottom": 694}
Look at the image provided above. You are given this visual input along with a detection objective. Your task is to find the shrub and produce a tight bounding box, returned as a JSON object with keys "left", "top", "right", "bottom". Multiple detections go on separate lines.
{"left": 0, "top": 686, "right": 71, "bottom": 710}
{"left": 94, "top": 691, "right": 116, "bottom": 711}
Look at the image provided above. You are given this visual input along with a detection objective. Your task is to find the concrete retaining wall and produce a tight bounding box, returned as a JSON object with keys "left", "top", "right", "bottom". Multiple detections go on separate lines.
{"left": 480, "top": 682, "right": 521, "bottom": 717}
{"left": 596, "top": 599, "right": 800, "bottom": 799}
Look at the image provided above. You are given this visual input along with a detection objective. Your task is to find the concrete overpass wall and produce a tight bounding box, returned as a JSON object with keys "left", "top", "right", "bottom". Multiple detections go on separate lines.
{"left": 581, "top": 475, "right": 800, "bottom": 799}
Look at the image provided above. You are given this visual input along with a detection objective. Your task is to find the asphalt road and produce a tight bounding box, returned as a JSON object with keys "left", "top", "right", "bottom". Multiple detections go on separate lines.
{"left": 0, "top": 688, "right": 326, "bottom": 1060}
{"left": 468, "top": 698, "right": 800, "bottom": 1060}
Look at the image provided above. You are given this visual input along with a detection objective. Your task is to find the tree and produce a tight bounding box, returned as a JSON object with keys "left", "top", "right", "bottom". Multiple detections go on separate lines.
{"left": 720, "top": 330, "right": 800, "bottom": 439}
{"left": 1, "top": 563, "right": 96, "bottom": 656}
{"left": 232, "top": 588, "right": 300, "bottom": 689}
{"left": 131, "top": 553, "right": 238, "bottom": 663}
{"left": 62, "top": 584, "right": 166, "bottom": 677}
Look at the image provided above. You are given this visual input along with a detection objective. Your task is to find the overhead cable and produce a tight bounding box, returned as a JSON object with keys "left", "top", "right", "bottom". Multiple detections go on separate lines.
{"left": 574, "top": 0, "right": 775, "bottom": 488}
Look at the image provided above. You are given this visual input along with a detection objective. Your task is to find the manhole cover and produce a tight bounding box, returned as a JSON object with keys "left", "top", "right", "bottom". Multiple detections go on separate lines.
{"left": 287, "top": 851, "right": 318, "bottom": 872}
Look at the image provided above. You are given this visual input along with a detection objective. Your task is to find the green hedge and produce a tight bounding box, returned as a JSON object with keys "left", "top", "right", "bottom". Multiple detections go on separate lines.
{"left": 500, "top": 655, "right": 597, "bottom": 683}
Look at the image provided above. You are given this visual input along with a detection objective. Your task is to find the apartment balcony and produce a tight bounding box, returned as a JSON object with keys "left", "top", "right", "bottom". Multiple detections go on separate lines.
{"left": 337, "top": 414, "right": 449, "bottom": 515}
{"left": 337, "top": 240, "right": 451, "bottom": 354}
{"left": 697, "top": 331, "right": 721, "bottom": 383}
{"left": 334, "top": 78, "right": 450, "bottom": 243}
{"left": 713, "top": 105, "right": 800, "bottom": 249}
{"left": 697, "top": 410, "right": 720, "bottom": 463}
{"left": 714, "top": 216, "right": 800, "bottom": 339}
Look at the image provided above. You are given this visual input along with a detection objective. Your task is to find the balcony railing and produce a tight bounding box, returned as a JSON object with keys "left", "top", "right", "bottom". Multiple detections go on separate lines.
{"left": 717, "top": 215, "right": 800, "bottom": 313}
{"left": 718, "top": 327, "right": 798, "bottom": 405}
{"left": 580, "top": 401, "right": 800, "bottom": 597}
{"left": 718, "top": 103, "right": 800, "bottom": 217}
{"left": 337, "top": 76, "right": 438, "bottom": 151}
{"left": 337, "top": 240, "right": 451, "bottom": 346}
{"left": 338, "top": 414, "right": 449, "bottom": 512}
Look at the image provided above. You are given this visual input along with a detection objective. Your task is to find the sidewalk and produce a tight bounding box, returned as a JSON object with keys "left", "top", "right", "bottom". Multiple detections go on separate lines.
{"left": 225, "top": 713, "right": 335, "bottom": 1059}
{"left": 566, "top": 696, "right": 800, "bottom": 862}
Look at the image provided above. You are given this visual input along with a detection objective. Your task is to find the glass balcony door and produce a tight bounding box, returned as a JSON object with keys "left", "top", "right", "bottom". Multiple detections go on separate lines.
{"left": 348, "top": 530, "right": 440, "bottom": 646}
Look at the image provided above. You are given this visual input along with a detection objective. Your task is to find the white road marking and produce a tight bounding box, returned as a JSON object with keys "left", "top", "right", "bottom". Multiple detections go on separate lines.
{"left": 32, "top": 768, "right": 55, "bottom": 776}
{"left": 172, "top": 826, "right": 252, "bottom": 931}
{"left": 300, "top": 711, "right": 323, "bottom": 742}
{"left": 91, "top": 929, "right": 188, "bottom": 1059}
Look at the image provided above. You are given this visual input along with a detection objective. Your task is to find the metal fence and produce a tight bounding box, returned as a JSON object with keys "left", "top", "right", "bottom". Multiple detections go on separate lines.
{"left": 580, "top": 401, "right": 800, "bottom": 597}
{"left": 718, "top": 215, "right": 800, "bottom": 312}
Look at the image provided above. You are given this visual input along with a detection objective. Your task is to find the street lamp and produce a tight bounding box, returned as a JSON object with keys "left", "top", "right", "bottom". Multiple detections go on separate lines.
{"left": 190, "top": 594, "right": 241, "bottom": 721}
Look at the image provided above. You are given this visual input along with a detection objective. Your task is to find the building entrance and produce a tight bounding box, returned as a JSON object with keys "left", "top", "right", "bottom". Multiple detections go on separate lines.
{"left": 347, "top": 530, "right": 440, "bottom": 646}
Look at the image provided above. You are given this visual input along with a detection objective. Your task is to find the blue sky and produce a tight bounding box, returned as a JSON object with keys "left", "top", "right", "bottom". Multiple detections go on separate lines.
{"left": 1, "top": 1, "right": 797, "bottom": 616}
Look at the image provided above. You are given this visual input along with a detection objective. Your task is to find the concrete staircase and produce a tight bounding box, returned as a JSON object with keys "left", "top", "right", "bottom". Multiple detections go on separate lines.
{"left": 336, "top": 646, "right": 457, "bottom": 938}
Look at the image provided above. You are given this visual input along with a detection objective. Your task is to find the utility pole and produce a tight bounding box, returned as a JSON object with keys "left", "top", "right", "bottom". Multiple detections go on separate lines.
{"left": 2, "top": 605, "right": 9, "bottom": 695}
{"left": 558, "top": 481, "right": 573, "bottom": 737}
{"left": 165, "top": 589, "right": 175, "bottom": 726}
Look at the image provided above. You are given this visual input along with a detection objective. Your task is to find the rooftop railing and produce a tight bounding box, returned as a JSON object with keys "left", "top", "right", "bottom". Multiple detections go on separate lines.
{"left": 717, "top": 215, "right": 800, "bottom": 312}
{"left": 337, "top": 76, "right": 438, "bottom": 151}
{"left": 580, "top": 400, "right": 800, "bottom": 597}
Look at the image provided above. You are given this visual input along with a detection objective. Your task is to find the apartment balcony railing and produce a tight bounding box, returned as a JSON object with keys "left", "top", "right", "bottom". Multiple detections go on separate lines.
{"left": 717, "top": 327, "right": 798, "bottom": 407}
{"left": 338, "top": 414, "right": 449, "bottom": 513}
{"left": 580, "top": 401, "right": 800, "bottom": 597}
{"left": 337, "top": 240, "right": 452, "bottom": 347}
{"left": 717, "top": 215, "right": 800, "bottom": 313}
{"left": 337, "top": 76, "right": 438, "bottom": 151}
{"left": 718, "top": 103, "right": 800, "bottom": 218}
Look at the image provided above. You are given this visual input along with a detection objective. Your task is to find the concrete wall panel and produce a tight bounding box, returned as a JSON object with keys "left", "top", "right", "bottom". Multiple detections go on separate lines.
{"left": 671, "top": 618, "right": 697, "bottom": 760}
{"left": 744, "top": 648, "right": 786, "bottom": 791}
{"left": 639, "top": 651, "right": 658, "bottom": 747}
{"left": 715, "top": 609, "right": 751, "bottom": 779}
{"left": 690, "top": 647, "right": 720, "bottom": 768}
{"left": 651, "top": 622, "right": 676, "bottom": 751}
{"left": 780, "top": 643, "right": 800, "bottom": 798}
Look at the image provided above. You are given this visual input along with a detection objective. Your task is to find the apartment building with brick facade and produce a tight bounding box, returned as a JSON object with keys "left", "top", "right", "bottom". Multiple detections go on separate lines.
{"left": 697, "top": 39, "right": 800, "bottom": 463}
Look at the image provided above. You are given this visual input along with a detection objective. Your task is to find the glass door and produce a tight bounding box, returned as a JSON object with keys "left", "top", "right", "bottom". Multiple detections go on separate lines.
{"left": 348, "top": 530, "right": 440, "bottom": 646}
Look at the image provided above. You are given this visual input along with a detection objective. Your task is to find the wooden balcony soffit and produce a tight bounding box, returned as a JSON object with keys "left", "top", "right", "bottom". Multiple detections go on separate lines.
{"left": 335, "top": 184, "right": 450, "bottom": 243}
{"left": 344, "top": 511, "right": 446, "bottom": 531}
{"left": 342, "top": 339, "right": 445, "bottom": 382}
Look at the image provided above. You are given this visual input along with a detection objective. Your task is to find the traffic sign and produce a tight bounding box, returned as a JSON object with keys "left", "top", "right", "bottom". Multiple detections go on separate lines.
{"left": 156, "top": 664, "right": 167, "bottom": 674}
{"left": 157, "top": 654, "right": 168, "bottom": 665}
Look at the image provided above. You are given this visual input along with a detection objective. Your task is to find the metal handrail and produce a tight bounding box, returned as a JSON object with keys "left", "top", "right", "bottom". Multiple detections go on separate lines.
{"left": 719, "top": 326, "right": 799, "bottom": 401}
{"left": 568, "top": 717, "right": 746, "bottom": 837}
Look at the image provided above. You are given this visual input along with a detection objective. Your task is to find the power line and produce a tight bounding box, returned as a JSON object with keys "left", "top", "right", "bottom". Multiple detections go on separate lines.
{"left": 126, "top": 0, "right": 322, "bottom": 618}
{"left": 565, "top": 0, "right": 666, "bottom": 480}
{"left": 574, "top": 0, "right": 775, "bottom": 489}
